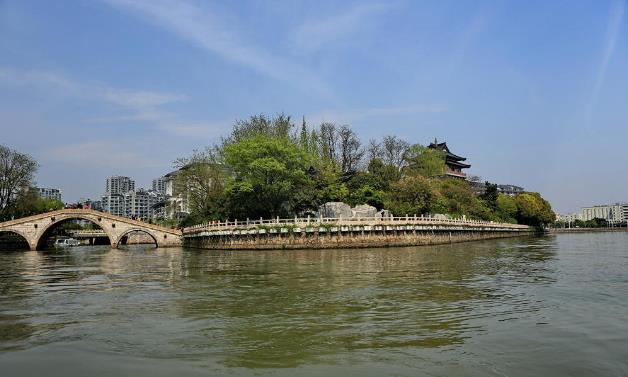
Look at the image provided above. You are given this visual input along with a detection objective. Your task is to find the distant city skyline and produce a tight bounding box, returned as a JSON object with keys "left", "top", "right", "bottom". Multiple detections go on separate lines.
{"left": 1, "top": 0, "right": 627, "bottom": 214}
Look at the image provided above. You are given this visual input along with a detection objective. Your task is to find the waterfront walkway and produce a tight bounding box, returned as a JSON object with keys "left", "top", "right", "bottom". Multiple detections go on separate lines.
{"left": 184, "top": 215, "right": 529, "bottom": 235}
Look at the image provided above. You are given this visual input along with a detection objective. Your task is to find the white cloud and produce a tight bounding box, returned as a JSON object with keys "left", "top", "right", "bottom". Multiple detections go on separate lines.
{"left": 103, "top": 0, "right": 331, "bottom": 96}
{"left": 0, "top": 66, "right": 186, "bottom": 114}
{"left": 292, "top": 2, "right": 395, "bottom": 53}
{"left": 0, "top": 67, "right": 79, "bottom": 93}
{"left": 101, "top": 88, "right": 187, "bottom": 108}
{"left": 586, "top": 0, "right": 624, "bottom": 122}
{"left": 0, "top": 66, "right": 218, "bottom": 138}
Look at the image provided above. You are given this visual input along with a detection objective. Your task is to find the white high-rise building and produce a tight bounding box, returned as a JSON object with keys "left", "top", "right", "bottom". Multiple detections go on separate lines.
{"left": 101, "top": 194, "right": 125, "bottom": 217}
{"left": 608, "top": 203, "right": 628, "bottom": 223}
{"left": 106, "top": 176, "right": 135, "bottom": 195}
{"left": 581, "top": 205, "right": 612, "bottom": 221}
{"left": 124, "top": 189, "right": 165, "bottom": 221}
{"left": 163, "top": 169, "right": 190, "bottom": 220}
{"left": 152, "top": 177, "right": 167, "bottom": 195}
{"left": 36, "top": 187, "right": 62, "bottom": 201}
{"left": 576, "top": 203, "right": 628, "bottom": 223}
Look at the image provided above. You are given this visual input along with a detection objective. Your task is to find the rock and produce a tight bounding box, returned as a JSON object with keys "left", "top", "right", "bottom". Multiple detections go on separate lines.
{"left": 319, "top": 202, "right": 393, "bottom": 219}
{"left": 318, "top": 202, "right": 353, "bottom": 218}
{"left": 351, "top": 204, "right": 378, "bottom": 218}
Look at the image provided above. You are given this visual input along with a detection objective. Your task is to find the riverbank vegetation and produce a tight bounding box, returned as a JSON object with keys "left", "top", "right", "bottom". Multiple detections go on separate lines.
{"left": 174, "top": 114, "right": 555, "bottom": 228}
{"left": 0, "top": 145, "right": 64, "bottom": 221}
{"left": 553, "top": 218, "right": 620, "bottom": 229}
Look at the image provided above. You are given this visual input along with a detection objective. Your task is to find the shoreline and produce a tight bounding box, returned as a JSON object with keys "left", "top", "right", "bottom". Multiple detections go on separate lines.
{"left": 184, "top": 229, "right": 534, "bottom": 251}
{"left": 549, "top": 227, "right": 628, "bottom": 234}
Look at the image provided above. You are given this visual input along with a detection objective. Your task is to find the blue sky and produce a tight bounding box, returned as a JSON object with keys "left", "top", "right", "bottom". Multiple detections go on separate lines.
{"left": 0, "top": 0, "right": 626, "bottom": 213}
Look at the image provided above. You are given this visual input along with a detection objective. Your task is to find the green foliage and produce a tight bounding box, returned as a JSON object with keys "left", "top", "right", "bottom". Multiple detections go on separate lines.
{"left": 227, "top": 113, "right": 294, "bottom": 143}
{"left": 403, "top": 144, "right": 446, "bottom": 178}
{"left": 496, "top": 194, "right": 518, "bottom": 223}
{"left": 514, "top": 192, "right": 556, "bottom": 227}
{"left": 433, "top": 179, "right": 484, "bottom": 218}
{"left": 480, "top": 182, "right": 499, "bottom": 210}
{"left": 573, "top": 218, "right": 608, "bottom": 228}
{"left": 386, "top": 175, "right": 437, "bottom": 216}
{"left": 174, "top": 148, "right": 230, "bottom": 222}
{"left": 223, "top": 135, "right": 313, "bottom": 219}
{"left": 311, "top": 163, "right": 348, "bottom": 205}
{"left": 346, "top": 184, "right": 387, "bottom": 209}
{"left": 170, "top": 113, "right": 556, "bottom": 228}
{"left": 0, "top": 145, "right": 39, "bottom": 221}
{"left": 365, "top": 158, "right": 401, "bottom": 191}
{"left": 6, "top": 189, "right": 64, "bottom": 219}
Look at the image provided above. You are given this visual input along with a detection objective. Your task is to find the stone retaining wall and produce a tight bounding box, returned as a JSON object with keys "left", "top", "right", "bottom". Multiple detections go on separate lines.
{"left": 185, "top": 228, "right": 532, "bottom": 250}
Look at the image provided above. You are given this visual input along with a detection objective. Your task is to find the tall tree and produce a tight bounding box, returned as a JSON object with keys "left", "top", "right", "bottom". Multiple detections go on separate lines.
{"left": 318, "top": 122, "right": 338, "bottom": 164}
{"left": 480, "top": 182, "right": 499, "bottom": 210}
{"left": 337, "top": 125, "right": 364, "bottom": 173}
{"left": 434, "top": 179, "right": 484, "bottom": 218}
{"left": 227, "top": 113, "right": 294, "bottom": 143}
{"left": 0, "top": 145, "right": 38, "bottom": 220}
{"left": 386, "top": 175, "right": 437, "bottom": 216}
{"left": 174, "top": 147, "right": 230, "bottom": 224}
{"left": 367, "top": 138, "right": 383, "bottom": 162}
{"left": 402, "top": 144, "right": 446, "bottom": 178}
{"left": 381, "top": 135, "right": 410, "bottom": 170}
{"left": 299, "top": 116, "right": 309, "bottom": 152}
{"left": 514, "top": 192, "right": 555, "bottom": 227}
{"left": 223, "top": 135, "right": 313, "bottom": 219}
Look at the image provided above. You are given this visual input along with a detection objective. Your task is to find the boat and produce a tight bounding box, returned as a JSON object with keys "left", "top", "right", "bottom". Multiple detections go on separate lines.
{"left": 53, "top": 237, "right": 81, "bottom": 248}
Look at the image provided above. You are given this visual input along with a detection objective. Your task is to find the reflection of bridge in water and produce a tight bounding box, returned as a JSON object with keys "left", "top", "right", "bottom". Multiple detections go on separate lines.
{"left": 0, "top": 209, "right": 182, "bottom": 250}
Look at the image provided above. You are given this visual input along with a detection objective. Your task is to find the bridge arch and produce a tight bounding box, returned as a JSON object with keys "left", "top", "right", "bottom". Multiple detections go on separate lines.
{"left": 34, "top": 214, "right": 114, "bottom": 250}
{"left": 116, "top": 228, "right": 159, "bottom": 248}
{"left": 0, "top": 209, "right": 182, "bottom": 250}
{"left": 0, "top": 229, "right": 32, "bottom": 251}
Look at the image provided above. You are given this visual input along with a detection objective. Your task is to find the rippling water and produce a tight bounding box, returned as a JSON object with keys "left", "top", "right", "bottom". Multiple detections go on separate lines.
{"left": 1, "top": 233, "right": 627, "bottom": 376}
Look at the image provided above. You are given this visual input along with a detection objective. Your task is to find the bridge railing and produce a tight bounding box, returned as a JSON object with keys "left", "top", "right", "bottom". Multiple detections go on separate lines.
{"left": 183, "top": 215, "right": 529, "bottom": 234}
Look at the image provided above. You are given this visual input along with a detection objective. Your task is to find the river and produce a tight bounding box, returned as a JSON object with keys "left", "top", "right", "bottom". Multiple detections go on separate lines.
{"left": 1, "top": 233, "right": 626, "bottom": 376}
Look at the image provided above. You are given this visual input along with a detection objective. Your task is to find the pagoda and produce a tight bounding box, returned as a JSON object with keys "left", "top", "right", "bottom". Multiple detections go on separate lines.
{"left": 428, "top": 138, "right": 471, "bottom": 179}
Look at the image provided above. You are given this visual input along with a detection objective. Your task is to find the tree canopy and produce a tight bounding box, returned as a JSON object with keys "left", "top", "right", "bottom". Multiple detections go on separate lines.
{"left": 172, "top": 113, "right": 555, "bottom": 227}
{"left": 0, "top": 145, "right": 39, "bottom": 221}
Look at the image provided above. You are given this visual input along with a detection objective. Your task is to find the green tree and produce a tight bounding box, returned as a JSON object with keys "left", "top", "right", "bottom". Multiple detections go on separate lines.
{"left": 0, "top": 145, "right": 38, "bottom": 220}
{"left": 312, "top": 163, "right": 348, "bottom": 205}
{"left": 514, "top": 192, "right": 555, "bottom": 227}
{"left": 9, "top": 190, "right": 64, "bottom": 219}
{"left": 227, "top": 113, "right": 295, "bottom": 143}
{"left": 386, "top": 175, "right": 437, "bottom": 216}
{"left": 402, "top": 144, "right": 446, "bottom": 178}
{"left": 223, "top": 135, "right": 313, "bottom": 219}
{"left": 337, "top": 125, "right": 364, "bottom": 173}
{"left": 434, "top": 179, "right": 485, "bottom": 218}
{"left": 347, "top": 184, "right": 386, "bottom": 209}
{"left": 496, "top": 194, "right": 518, "bottom": 223}
{"left": 480, "top": 182, "right": 499, "bottom": 210}
{"left": 365, "top": 158, "right": 402, "bottom": 191}
{"left": 174, "top": 148, "right": 231, "bottom": 224}
{"left": 381, "top": 135, "right": 410, "bottom": 170}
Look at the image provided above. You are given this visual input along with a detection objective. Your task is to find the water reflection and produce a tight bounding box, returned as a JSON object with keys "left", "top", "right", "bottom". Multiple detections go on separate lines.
{"left": 0, "top": 237, "right": 559, "bottom": 368}
{"left": 170, "top": 238, "right": 557, "bottom": 368}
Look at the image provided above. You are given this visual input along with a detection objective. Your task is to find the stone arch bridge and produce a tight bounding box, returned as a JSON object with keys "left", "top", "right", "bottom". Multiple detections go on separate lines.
{"left": 0, "top": 209, "right": 182, "bottom": 250}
